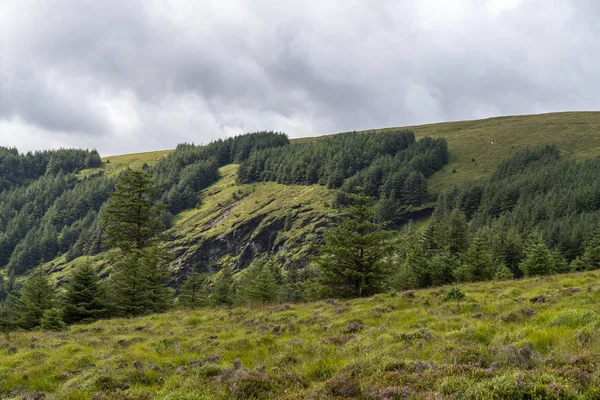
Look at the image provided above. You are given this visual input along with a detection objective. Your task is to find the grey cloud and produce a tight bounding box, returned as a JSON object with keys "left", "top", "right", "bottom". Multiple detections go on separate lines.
{"left": 1, "top": 0, "right": 600, "bottom": 155}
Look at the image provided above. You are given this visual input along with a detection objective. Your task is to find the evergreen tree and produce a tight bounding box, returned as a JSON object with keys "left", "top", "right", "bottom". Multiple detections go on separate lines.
{"left": 582, "top": 229, "right": 600, "bottom": 270}
{"left": 104, "top": 170, "right": 173, "bottom": 316}
{"left": 179, "top": 272, "right": 208, "bottom": 308}
{"left": 0, "top": 299, "right": 17, "bottom": 338}
{"left": 316, "top": 195, "right": 393, "bottom": 298}
{"left": 519, "top": 232, "right": 554, "bottom": 277}
{"left": 455, "top": 233, "right": 496, "bottom": 282}
{"left": 109, "top": 252, "right": 152, "bottom": 316}
{"left": 63, "top": 263, "right": 106, "bottom": 324}
{"left": 0, "top": 275, "right": 6, "bottom": 302}
{"left": 142, "top": 246, "right": 173, "bottom": 313}
{"left": 17, "top": 271, "right": 55, "bottom": 329}
{"left": 494, "top": 264, "right": 514, "bottom": 281}
{"left": 40, "top": 307, "right": 66, "bottom": 331}
{"left": 443, "top": 209, "right": 469, "bottom": 255}
{"left": 210, "top": 264, "right": 235, "bottom": 306}
{"left": 104, "top": 169, "right": 165, "bottom": 253}
{"left": 239, "top": 259, "right": 280, "bottom": 304}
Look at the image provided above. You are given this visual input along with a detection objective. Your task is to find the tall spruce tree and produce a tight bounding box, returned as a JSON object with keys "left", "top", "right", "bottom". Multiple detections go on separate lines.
{"left": 455, "top": 233, "right": 496, "bottom": 282}
{"left": 0, "top": 299, "right": 17, "bottom": 338}
{"left": 104, "top": 169, "right": 165, "bottom": 252}
{"left": 210, "top": 264, "right": 235, "bottom": 306}
{"left": 179, "top": 272, "right": 208, "bottom": 308}
{"left": 17, "top": 271, "right": 55, "bottom": 329}
{"left": 104, "top": 169, "right": 172, "bottom": 316}
{"left": 519, "top": 232, "right": 554, "bottom": 277}
{"left": 316, "top": 194, "right": 393, "bottom": 298}
{"left": 63, "top": 263, "right": 106, "bottom": 324}
{"left": 239, "top": 259, "right": 280, "bottom": 304}
{"left": 582, "top": 229, "right": 600, "bottom": 270}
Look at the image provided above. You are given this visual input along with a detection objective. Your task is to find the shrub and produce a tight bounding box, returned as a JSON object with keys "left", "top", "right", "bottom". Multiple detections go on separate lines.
{"left": 40, "top": 308, "right": 66, "bottom": 331}
{"left": 443, "top": 287, "right": 465, "bottom": 301}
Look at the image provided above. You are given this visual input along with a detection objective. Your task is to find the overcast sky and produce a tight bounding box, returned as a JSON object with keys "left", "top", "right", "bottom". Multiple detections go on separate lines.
{"left": 1, "top": 0, "right": 598, "bottom": 155}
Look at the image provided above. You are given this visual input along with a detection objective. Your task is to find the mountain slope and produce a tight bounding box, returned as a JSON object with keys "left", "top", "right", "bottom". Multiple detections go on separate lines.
{"left": 2, "top": 269, "right": 600, "bottom": 399}
{"left": 37, "top": 111, "right": 600, "bottom": 283}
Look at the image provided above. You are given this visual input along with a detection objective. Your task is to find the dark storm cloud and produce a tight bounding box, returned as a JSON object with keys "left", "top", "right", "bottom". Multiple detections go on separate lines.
{"left": 0, "top": 0, "right": 599, "bottom": 154}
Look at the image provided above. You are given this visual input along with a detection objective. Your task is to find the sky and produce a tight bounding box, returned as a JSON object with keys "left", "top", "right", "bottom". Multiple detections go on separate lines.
{"left": 1, "top": 0, "right": 599, "bottom": 156}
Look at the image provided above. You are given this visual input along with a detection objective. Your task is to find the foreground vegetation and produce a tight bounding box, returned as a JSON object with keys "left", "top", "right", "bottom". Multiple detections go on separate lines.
{"left": 3, "top": 271, "right": 600, "bottom": 399}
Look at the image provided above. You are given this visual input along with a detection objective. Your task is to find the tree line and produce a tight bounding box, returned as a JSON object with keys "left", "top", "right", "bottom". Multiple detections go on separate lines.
{"left": 0, "top": 132, "right": 289, "bottom": 278}
{"left": 237, "top": 130, "right": 448, "bottom": 221}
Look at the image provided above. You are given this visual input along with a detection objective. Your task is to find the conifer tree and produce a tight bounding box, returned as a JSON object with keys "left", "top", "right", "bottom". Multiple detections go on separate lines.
{"left": 455, "top": 233, "right": 496, "bottom": 282}
{"left": 519, "top": 232, "right": 554, "bottom": 277}
{"left": 63, "top": 262, "right": 106, "bottom": 324}
{"left": 316, "top": 194, "right": 393, "bottom": 298}
{"left": 210, "top": 264, "right": 235, "bottom": 306}
{"left": 40, "top": 307, "right": 66, "bottom": 331}
{"left": 0, "top": 275, "right": 6, "bottom": 302}
{"left": 444, "top": 209, "right": 469, "bottom": 255}
{"left": 109, "top": 252, "right": 151, "bottom": 316}
{"left": 104, "top": 169, "right": 173, "bottom": 316}
{"left": 0, "top": 300, "right": 17, "bottom": 338}
{"left": 239, "top": 259, "right": 280, "bottom": 304}
{"left": 104, "top": 168, "right": 165, "bottom": 253}
{"left": 179, "top": 272, "right": 208, "bottom": 308}
{"left": 494, "top": 264, "right": 514, "bottom": 281}
{"left": 17, "top": 271, "right": 55, "bottom": 329}
{"left": 143, "top": 246, "right": 174, "bottom": 313}
{"left": 582, "top": 229, "right": 600, "bottom": 270}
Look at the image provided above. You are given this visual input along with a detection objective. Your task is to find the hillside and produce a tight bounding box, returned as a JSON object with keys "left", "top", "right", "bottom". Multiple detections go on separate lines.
{"left": 19, "top": 111, "right": 600, "bottom": 284}
{"left": 99, "top": 112, "right": 600, "bottom": 193}
{"left": 3, "top": 270, "right": 600, "bottom": 399}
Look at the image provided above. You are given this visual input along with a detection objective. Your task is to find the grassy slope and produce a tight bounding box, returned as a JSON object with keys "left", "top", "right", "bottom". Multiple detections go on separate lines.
{"left": 3, "top": 271, "right": 600, "bottom": 399}
{"left": 45, "top": 111, "right": 600, "bottom": 280}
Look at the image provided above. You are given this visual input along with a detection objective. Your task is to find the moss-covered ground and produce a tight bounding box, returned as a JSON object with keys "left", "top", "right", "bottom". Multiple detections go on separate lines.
{"left": 4, "top": 271, "right": 600, "bottom": 399}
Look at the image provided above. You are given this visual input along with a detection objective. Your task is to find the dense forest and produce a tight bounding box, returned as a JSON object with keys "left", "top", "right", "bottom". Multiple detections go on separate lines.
{"left": 393, "top": 145, "right": 600, "bottom": 289}
{"left": 8, "top": 131, "right": 600, "bottom": 333}
{"left": 0, "top": 132, "right": 289, "bottom": 278}
{"left": 238, "top": 130, "right": 449, "bottom": 220}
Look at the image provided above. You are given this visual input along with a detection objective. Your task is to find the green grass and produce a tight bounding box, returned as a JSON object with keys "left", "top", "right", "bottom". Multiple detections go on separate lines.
{"left": 299, "top": 111, "right": 600, "bottom": 192}
{"left": 4, "top": 271, "right": 600, "bottom": 399}
{"left": 51, "top": 112, "right": 600, "bottom": 281}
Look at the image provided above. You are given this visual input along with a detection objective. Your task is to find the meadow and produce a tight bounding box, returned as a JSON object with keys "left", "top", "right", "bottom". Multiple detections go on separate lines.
{"left": 3, "top": 270, "right": 600, "bottom": 399}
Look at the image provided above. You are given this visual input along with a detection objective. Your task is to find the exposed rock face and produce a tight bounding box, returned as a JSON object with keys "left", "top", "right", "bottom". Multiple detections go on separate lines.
{"left": 168, "top": 211, "right": 332, "bottom": 286}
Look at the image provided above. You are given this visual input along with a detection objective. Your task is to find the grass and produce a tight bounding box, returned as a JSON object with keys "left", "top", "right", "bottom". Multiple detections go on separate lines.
{"left": 50, "top": 111, "right": 600, "bottom": 280}
{"left": 4, "top": 271, "right": 600, "bottom": 398}
{"left": 299, "top": 111, "right": 600, "bottom": 192}
{"left": 82, "top": 112, "right": 600, "bottom": 191}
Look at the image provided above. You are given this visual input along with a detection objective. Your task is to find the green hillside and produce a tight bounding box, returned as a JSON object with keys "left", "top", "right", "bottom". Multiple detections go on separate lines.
{"left": 33, "top": 111, "right": 600, "bottom": 282}
{"left": 88, "top": 111, "right": 600, "bottom": 190}
{"left": 3, "top": 270, "right": 600, "bottom": 399}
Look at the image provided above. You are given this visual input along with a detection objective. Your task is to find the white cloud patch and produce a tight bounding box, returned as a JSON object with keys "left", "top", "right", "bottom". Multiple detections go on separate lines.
{"left": 0, "top": 0, "right": 599, "bottom": 154}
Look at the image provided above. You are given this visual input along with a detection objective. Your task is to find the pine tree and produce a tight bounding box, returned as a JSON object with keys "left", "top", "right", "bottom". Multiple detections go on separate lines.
{"left": 0, "top": 299, "right": 17, "bottom": 339}
{"left": 210, "top": 264, "right": 235, "bottom": 306}
{"left": 40, "top": 307, "right": 66, "bottom": 331}
{"left": 316, "top": 195, "right": 394, "bottom": 298}
{"left": 17, "top": 271, "right": 55, "bottom": 329}
{"left": 0, "top": 275, "right": 6, "bottom": 302}
{"left": 239, "top": 259, "right": 280, "bottom": 304}
{"left": 582, "top": 229, "right": 600, "bottom": 270}
{"left": 519, "top": 232, "right": 554, "bottom": 277}
{"left": 63, "top": 262, "right": 107, "bottom": 324}
{"left": 109, "top": 252, "right": 151, "bottom": 316}
{"left": 494, "top": 264, "right": 514, "bottom": 281}
{"left": 455, "top": 233, "right": 496, "bottom": 282}
{"left": 104, "top": 169, "right": 173, "bottom": 316}
{"left": 143, "top": 246, "right": 173, "bottom": 313}
{"left": 179, "top": 272, "right": 208, "bottom": 308}
{"left": 104, "top": 168, "right": 165, "bottom": 253}
{"left": 444, "top": 209, "right": 469, "bottom": 255}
